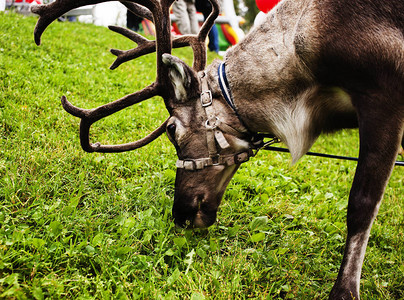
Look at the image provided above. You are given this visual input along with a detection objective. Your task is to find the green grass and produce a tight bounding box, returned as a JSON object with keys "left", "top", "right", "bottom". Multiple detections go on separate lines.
{"left": 1, "top": 12, "right": 403, "bottom": 299}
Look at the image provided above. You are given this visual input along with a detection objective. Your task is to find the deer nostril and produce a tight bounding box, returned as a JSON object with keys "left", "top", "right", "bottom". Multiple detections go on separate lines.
{"left": 195, "top": 194, "right": 204, "bottom": 210}
{"left": 172, "top": 197, "right": 199, "bottom": 228}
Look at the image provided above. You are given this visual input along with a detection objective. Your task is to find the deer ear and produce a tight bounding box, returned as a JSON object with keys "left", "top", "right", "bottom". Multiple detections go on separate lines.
{"left": 162, "top": 54, "right": 200, "bottom": 102}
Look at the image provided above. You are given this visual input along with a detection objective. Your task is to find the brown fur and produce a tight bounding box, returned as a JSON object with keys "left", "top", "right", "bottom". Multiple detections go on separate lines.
{"left": 166, "top": 1, "right": 404, "bottom": 299}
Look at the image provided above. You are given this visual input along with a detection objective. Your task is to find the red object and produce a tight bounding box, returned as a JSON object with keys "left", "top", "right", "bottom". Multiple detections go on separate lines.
{"left": 220, "top": 24, "right": 237, "bottom": 45}
{"left": 255, "top": 0, "right": 280, "bottom": 13}
{"left": 171, "top": 22, "right": 181, "bottom": 36}
{"left": 14, "top": 0, "right": 42, "bottom": 3}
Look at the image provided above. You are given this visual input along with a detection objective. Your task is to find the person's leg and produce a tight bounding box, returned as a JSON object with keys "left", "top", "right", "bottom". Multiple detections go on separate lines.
{"left": 187, "top": 1, "right": 199, "bottom": 34}
{"left": 172, "top": 0, "right": 191, "bottom": 34}
{"left": 208, "top": 23, "right": 219, "bottom": 52}
{"left": 202, "top": 11, "right": 219, "bottom": 52}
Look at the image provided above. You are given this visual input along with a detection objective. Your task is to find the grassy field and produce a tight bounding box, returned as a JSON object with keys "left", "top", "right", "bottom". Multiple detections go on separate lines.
{"left": 0, "top": 12, "right": 403, "bottom": 299}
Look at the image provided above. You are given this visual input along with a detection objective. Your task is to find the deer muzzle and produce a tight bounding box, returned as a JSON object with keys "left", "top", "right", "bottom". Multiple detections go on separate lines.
{"left": 172, "top": 165, "right": 239, "bottom": 228}
{"left": 172, "top": 190, "right": 221, "bottom": 228}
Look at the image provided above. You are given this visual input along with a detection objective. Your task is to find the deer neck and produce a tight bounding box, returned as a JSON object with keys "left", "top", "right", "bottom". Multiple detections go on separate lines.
{"left": 218, "top": 0, "right": 323, "bottom": 163}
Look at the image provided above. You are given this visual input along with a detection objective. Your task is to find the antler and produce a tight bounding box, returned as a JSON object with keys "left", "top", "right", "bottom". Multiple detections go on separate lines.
{"left": 121, "top": 1, "right": 153, "bottom": 21}
{"left": 110, "top": 0, "right": 219, "bottom": 71}
{"left": 32, "top": 0, "right": 219, "bottom": 153}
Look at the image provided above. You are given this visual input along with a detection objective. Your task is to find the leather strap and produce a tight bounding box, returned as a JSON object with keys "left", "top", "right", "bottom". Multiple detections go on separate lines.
{"left": 176, "top": 71, "right": 256, "bottom": 171}
{"left": 176, "top": 149, "right": 254, "bottom": 171}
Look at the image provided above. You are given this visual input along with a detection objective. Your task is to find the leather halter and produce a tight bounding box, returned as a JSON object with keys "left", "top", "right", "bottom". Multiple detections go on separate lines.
{"left": 175, "top": 70, "right": 275, "bottom": 171}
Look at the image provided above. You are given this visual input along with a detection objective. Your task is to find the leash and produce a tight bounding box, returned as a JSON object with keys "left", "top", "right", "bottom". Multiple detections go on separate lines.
{"left": 256, "top": 138, "right": 404, "bottom": 167}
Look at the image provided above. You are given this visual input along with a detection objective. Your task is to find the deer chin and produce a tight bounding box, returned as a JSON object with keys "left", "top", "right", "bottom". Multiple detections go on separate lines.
{"left": 172, "top": 165, "right": 239, "bottom": 228}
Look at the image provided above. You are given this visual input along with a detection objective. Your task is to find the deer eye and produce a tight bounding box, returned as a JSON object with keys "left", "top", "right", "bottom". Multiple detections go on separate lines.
{"left": 166, "top": 123, "right": 176, "bottom": 140}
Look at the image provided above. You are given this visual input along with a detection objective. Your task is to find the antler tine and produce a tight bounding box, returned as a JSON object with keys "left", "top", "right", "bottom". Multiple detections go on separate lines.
{"left": 191, "top": 0, "right": 220, "bottom": 71}
{"left": 32, "top": 0, "right": 159, "bottom": 46}
{"left": 79, "top": 116, "right": 169, "bottom": 153}
{"left": 109, "top": 0, "right": 219, "bottom": 72}
{"left": 198, "top": 0, "right": 220, "bottom": 42}
{"left": 120, "top": 1, "right": 153, "bottom": 21}
{"left": 108, "top": 29, "right": 195, "bottom": 70}
{"left": 61, "top": 83, "right": 158, "bottom": 121}
{"left": 108, "top": 25, "right": 156, "bottom": 70}
{"left": 111, "top": 0, "right": 219, "bottom": 72}
{"left": 60, "top": 80, "right": 163, "bottom": 152}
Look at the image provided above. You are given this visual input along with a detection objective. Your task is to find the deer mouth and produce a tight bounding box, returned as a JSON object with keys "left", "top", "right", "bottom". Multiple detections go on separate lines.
{"left": 172, "top": 193, "right": 220, "bottom": 228}
{"left": 172, "top": 165, "right": 240, "bottom": 228}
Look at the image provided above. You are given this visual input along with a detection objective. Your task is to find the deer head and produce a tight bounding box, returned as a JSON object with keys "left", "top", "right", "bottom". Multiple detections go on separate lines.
{"left": 162, "top": 56, "right": 262, "bottom": 227}
{"left": 32, "top": 0, "right": 262, "bottom": 228}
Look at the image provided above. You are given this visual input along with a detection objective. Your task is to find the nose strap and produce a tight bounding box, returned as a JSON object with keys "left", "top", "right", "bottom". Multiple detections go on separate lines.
{"left": 176, "top": 149, "right": 254, "bottom": 170}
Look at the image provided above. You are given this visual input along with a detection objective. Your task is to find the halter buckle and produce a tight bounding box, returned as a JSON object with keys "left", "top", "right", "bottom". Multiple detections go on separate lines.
{"left": 201, "top": 90, "right": 212, "bottom": 107}
{"left": 211, "top": 155, "right": 220, "bottom": 166}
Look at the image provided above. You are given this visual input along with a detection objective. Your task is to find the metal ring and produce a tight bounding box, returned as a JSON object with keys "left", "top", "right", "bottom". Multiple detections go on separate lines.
{"left": 205, "top": 117, "right": 219, "bottom": 129}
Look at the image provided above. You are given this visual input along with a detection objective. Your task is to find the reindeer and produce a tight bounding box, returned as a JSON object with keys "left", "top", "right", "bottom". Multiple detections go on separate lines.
{"left": 32, "top": 0, "right": 403, "bottom": 298}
